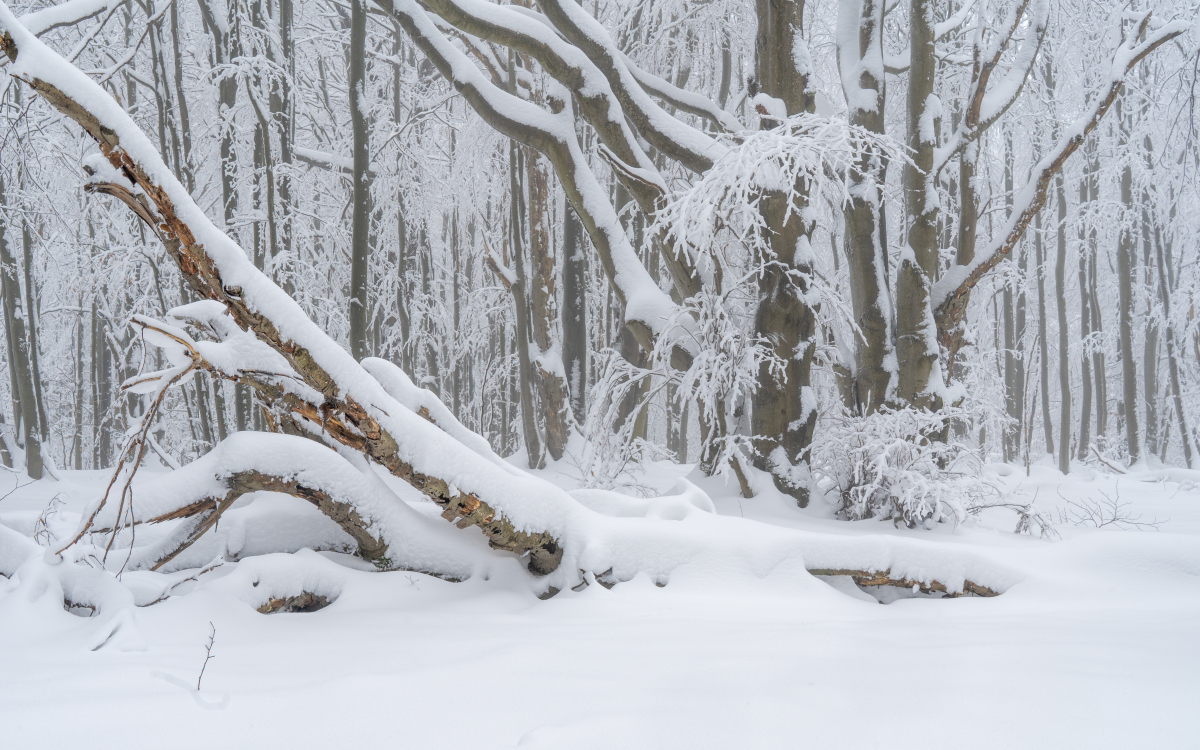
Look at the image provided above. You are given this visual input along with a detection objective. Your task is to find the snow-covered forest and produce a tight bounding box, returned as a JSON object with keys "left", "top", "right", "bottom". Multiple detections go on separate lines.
{"left": 1, "top": 0, "right": 1198, "bottom": 746}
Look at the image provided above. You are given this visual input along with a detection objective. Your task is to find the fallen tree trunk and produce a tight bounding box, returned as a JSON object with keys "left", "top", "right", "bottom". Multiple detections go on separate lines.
{"left": 0, "top": 9, "right": 567, "bottom": 575}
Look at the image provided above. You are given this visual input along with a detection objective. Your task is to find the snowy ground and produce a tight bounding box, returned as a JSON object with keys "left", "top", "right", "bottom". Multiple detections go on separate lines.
{"left": 2, "top": 456, "right": 1199, "bottom": 749}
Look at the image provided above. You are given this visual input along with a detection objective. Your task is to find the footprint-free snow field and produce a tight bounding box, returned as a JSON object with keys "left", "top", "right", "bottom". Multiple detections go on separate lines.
{"left": 3, "top": 460, "right": 1198, "bottom": 749}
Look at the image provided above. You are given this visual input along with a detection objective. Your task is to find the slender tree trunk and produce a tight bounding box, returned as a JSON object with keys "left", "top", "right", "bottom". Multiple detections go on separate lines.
{"left": 561, "top": 201, "right": 587, "bottom": 425}
{"left": 1156, "top": 218, "right": 1193, "bottom": 467}
{"left": 505, "top": 75, "right": 542, "bottom": 468}
{"left": 1002, "top": 135, "right": 1021, "bottom": 462}
{"left": 1035, "top": 212, "right": 1053, "bottom": 455}
{"left": 1055, "top": 172, "right": 1071, "bottom": 473}
{"left": 275, "top": 0, "right": 294, "bottom": 292}
{"left": 0, "top": 177, "right": 41, "bottom": 477}
{"left": 348, "top": 0, "right": 372, "bottom": 361}
{"left": 73, "top": 312, "right": 84, "bottom": 470}
{"left": 1140, "top": 139, "right": 1159, "bottom": 457}
{"left": 1116, "top": 105, "right": 1140, "bottom": 464}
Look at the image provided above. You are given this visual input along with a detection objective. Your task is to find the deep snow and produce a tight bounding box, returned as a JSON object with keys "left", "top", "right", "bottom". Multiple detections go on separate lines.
{"left": 2, "top": 456, "right": 1199, "bottom": 749}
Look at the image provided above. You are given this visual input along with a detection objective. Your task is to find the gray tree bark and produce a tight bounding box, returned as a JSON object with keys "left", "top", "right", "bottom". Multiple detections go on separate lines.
{"left": 1116, "top": 103, "right": 1140, "bottom": 463}
{"left": 0, "top": 176, "right": 42, "bottom": 478}
{"left": 348, "top": 0, "right": 372, "bottom": 361}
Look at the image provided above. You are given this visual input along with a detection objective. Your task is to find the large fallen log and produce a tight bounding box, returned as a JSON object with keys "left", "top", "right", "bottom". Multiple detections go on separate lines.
{"left": 0, "top": 7, "right": 567, "bottom": 575}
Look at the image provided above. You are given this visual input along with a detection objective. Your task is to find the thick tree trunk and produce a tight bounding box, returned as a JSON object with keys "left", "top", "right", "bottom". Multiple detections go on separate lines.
{"left": 895, "top": 0, "right": 940, "bottom": 410}
{"left": 839, "top": 0, "right": 892, "bottom": 415}
{"left": 749, "top": 0, "right": 817, "bottom": 503}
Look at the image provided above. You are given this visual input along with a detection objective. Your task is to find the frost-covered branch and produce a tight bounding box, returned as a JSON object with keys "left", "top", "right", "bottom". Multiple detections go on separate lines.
{"left": 18, "top": 0, "right": 121, "bottom": 36}
{"left": 932, "top": 0, "right": 1049, "bottom": 178}
{"left": 933, "top": 13, "right": 1189, "bottom": 346}
{"left": 375, "top": 0, "right": 692, "bottom": 361}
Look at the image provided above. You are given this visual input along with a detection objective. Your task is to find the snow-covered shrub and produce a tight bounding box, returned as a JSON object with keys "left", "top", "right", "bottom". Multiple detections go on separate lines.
{"left": 811, "top": 405, "right": 999, "bottom": 528}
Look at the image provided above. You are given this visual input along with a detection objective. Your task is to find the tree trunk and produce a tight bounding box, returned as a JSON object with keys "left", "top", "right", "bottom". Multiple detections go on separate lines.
{"left": 1155, "top": 215, "right": 1193, "bottom": 467}
{"left": 0, "top": 177, "right": 42, "bottom": 478}
{"left": 561, "top": 201, "right": 587, "bottom": 425}
{"left": 1035, "top": 211, "right": 1053, "bottom": 455}
{"left": 526, "top": 149, "right": 569, "bottom": 460}
{"left": 1116, "top": 111, "right": 1139, "bottom": 464}
{"left": 506, "top": 99, "right": 542, "bottom": 467}
{"left": 750, "top": 0, "right": 818, "bottom": 503}
{"left": 348, "top": 0, "right": 371, "bottom": 361}
{"left": 1055, "top": 171, "right": 1071, "bottom": 473}
{"left": 1140, "top": 138, "right": 1159, "bottom": 457}
{"left": 895, "top": 0, "right": 941, "bottom": 410}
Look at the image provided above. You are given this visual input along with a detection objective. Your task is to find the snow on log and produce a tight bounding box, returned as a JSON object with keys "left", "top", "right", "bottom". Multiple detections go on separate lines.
{"left": 83, "top": 432, "right": 491, "bottom": 577}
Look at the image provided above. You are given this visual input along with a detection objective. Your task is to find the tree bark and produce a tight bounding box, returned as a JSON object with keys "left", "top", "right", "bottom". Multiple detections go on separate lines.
{"left": 1055, "top": 171, "right": 1071, "bottom": 473}
{"left": 0, "top": 176, "right": 41, "bottom": 477}
{"left": 348, "top": 0, "right": 372, "bottom": 361}
{"left": 1116, "top": 104, "right": 1140, "bottom": 464}
{"left": 895, "top": 0, "right": 941, "bottom": 409}
{"left": 526, "top": 148, "right": 568, "bottom": 461}
{"left": 561, "top": 201, "right": 587, "bottom": 425}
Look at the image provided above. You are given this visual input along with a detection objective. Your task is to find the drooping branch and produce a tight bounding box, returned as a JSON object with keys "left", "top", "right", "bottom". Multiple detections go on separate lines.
{"left": 412, "top": 0, "right": 666, "bottom": 210}
{"left": 375, "top": 0, "right": 693, "bottom": 360}
{"left": 18, "top": 0, "right": 121, "bottom": 36}
{"left": 933, "top": 13, "right": 1188, "bottom": 348}
{"left": 533, "top": 0, "right": 726, "bottom": 174}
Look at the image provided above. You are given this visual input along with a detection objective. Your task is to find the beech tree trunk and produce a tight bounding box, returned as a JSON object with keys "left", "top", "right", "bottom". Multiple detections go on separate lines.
{"left": 1055, "top": 172, "right": 1071, "bottom": 473}
{"left": 749, "top": 0, "right": 817, "bottom": 503}
{"left": 895, "top": 0, "right": 940, "bottom": 410}
{"left": 1117, "top": 104, "right": 1140, "bottom": 464}
{"left": 348, "top": 0, "right": 371, "bottom": 361}
{"left": 0, "top": 176, "right": 41, "bottom": 477}
{"left": 561, "top": 202, "right": 587, "bottom": 425}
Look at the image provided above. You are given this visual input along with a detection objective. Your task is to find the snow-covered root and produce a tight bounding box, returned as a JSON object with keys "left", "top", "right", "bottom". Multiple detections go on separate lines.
{"left": 80, "top": 432, "right": 491, "bottom": 579}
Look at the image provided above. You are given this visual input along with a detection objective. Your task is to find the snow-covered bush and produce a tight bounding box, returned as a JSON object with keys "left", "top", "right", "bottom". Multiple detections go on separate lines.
{"left": 811, "top": 405, "right": 1000, "bottom": 528}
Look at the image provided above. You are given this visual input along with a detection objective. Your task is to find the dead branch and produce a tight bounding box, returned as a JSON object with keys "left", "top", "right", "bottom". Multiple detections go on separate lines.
{"left": 807, "top": 567, "right": 1001, "bottom": 597}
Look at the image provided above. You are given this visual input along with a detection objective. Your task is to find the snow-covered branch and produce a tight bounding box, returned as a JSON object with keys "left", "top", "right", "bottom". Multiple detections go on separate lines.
{"left": 932, "top": 13, "right": 1189, "bottom": 344}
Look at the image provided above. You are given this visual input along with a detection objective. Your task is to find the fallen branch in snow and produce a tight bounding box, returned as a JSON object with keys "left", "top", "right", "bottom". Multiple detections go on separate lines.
{"left": 1090, "top": 444, "right": 1126, "bottom": 475}
{"left": 806, "top": 568, "right": 1000, "bottom": 598}
{"left": 197, "top": 622, "right": 216, "bottom": 690}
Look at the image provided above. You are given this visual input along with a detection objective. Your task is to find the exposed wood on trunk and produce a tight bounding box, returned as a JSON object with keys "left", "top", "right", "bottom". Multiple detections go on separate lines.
{"left": 807, "top": 568, "right": 1000, "bottom": 598}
